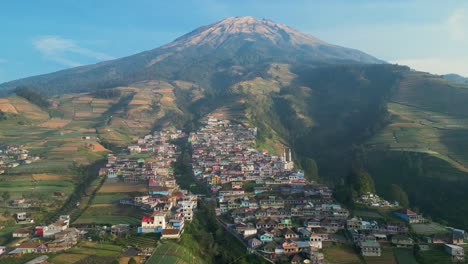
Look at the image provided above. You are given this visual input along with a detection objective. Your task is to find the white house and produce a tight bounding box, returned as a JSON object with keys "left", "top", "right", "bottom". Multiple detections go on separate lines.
{"left": 310, "top": 233, "right": 323, "bottom": 249}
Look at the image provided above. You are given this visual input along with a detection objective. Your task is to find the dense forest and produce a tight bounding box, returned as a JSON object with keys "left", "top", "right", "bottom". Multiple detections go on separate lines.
{"left": 14, "top": 86, "right": 51, "bottom": 108}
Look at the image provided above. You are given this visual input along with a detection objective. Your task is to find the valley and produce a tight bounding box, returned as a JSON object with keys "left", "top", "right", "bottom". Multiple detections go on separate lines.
{"left": 1, "top": 15, "right": 468, "bottom": 264}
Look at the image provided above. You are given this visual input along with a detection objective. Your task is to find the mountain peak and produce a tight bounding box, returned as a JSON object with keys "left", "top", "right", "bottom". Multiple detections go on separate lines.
{"left": 0, "top": 17, "right": 382, "bottom": 94}
{"left": 163, "top": 16, "right": 326, "bottom": 49}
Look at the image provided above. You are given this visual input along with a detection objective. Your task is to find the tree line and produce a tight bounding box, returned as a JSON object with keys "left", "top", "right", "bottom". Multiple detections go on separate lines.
{"left": 14, "top": 86, "right": 51, "bottom": 109}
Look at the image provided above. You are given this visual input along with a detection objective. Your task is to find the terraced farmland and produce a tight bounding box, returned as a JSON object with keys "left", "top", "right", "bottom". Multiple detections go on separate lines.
{"left": 147, "top": 241, "right": 206, "bottom": 264}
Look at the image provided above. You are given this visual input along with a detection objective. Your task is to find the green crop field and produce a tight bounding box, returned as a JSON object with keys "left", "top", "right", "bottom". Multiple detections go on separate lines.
{"left": 147, "top": 241, "right": 205, "bottom": 264}
{"left": 127, "top": 235, "right": 159, "bottom": 248}
{"left": 393, "top": 248, "right": 418, "bottom": 264}
{"left": 364, "top": 247, "right": 396, "bottom": 264}
{"left": 411, "top": 223, "right": 449, "bottom": 235}
{"left": 49, "top": 241, "right": 122, "bottom": 264}
{"left": 74, "top": 204, "right": 144, "bottom": 225}
{"left": 416, "top": 244, "right": 455, "bottom": 264}
{"left": 92, "top": 193, "right": 129, "bottom": 204}
{"left": 323, "top": 243, "right": 362, "bottom": 264}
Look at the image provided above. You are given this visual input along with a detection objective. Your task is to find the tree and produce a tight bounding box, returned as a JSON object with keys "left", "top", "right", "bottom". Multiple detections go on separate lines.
{"left": 302, "top": 158, "right": 319, "bottom": 182}
{"left": 0, "top": 110, "right": 7, "bottom": 120}
{"left": 349, "top": 168, "right": 375, "bottom": 195}
{"left": 1, "top": 192, "right": 10, "bottom": 208}
{"left": 128, "top": 257, "right": 137, "bottom": 264}
{"left": 389, "top": 184, "right": 409, "bottom": 208}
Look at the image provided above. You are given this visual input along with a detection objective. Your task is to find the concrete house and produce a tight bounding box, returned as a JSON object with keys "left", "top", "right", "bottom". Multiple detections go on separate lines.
{"left": 359, "top": 240, "right": 381, "bottom": 257}
{"left": 445, "top": 244, "right": 465, "bottom": 261}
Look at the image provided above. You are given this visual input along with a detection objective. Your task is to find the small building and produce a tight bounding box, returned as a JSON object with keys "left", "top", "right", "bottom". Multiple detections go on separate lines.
{"left": 111, "top": 224, "right": 131, "bottom": 237}
{"left": 452, "top": 229, "right": 465, "bottom": 245}
{"left": 359, "top": 240, "right": 381, "bottom": 257}
{"left": 394, "top": 209, "right": 424, "bottom": 224}
{"left": 391, "top": 234, "right": 414, "bottom": 248}
{"left": 161, "top": 229, "right": 181, "bottom": 240}
{"left": 248, "top": 238, "right": 262, "bottom": 248}
{"left": 418, "top": 245, "right": 430, "bottom": 251}
{"left": 12, "top": 228, "right": 30, "bottom": 238}
{"left": 444, "top": 244, "right": 464, "bottom": 261}
{"left": 258, "top": 232, "right": 274, "bottom": 242}
{"left": 282, "top": 240, "right": 299, "bottom": 254}
{"left": 243, "top": 227, "right": 257, "bottom": 238}
{"left": 310, "top": 232, "right": 323, "bottom": 250}
{"left": 139, "top": 214, "right": 166, "bottom": 233}
{"left": 119, "top": 247, "right": 141, "bottom": 264}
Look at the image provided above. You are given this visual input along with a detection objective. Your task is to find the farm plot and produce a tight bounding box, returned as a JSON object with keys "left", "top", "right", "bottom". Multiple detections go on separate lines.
{"left": 127, "top": 235, "right": 159, "bottom": 248}
{"left": 50, "top": 241, "right": 122, "bottom": 264}
{"left": 411, "top": 222, "right": 449, "bottom": 235}
{"left": 364, "top": 247, "right": 396, "bottom": 264}
{"left": 74, "top": 204, "right": 143, "bottom": 225}
{"left": 147, "top": 241, "right": 205, "bottom": 264}
{"left": 322, "top": 243, "right": 362, "bottom": 264}
{"left": 99, "top": 182, "right": 148, "bottom": 193}
{"left": 92, "top": 193, "right": 129, "bottom": 204}
{"left": 393, "top": 248, "right": 418, "bottom": 264}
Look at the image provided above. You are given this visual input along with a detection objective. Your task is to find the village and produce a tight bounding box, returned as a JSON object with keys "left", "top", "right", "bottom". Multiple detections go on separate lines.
{"left": 188, "top": 115, "right": 468, "bottom": 263}
{"left": 0, "top": 115, "right": 467, "bottom": 263}
{"left": 0, "top": 144, "right": 40, "bottom": 175}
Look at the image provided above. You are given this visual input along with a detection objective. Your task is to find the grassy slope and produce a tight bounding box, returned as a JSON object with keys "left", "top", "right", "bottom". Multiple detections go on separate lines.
{"left": 365, "top": 72, "right": 468, "bottom": 228}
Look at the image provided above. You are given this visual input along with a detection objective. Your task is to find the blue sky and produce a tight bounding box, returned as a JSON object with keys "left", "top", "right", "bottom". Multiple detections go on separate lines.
{"left": 1, "top": 0, "right": 467, "bottom": 83}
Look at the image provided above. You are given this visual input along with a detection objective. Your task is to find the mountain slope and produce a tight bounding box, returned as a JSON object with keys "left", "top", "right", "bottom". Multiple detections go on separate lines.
{"left": 443, "top": 73, "right": 468, "bottom": 84}
{"left": 0, "top": 16, "right": 382, "bottom": 95}
{"left": 5, "top": 16, "right": 468, "bottom": 230}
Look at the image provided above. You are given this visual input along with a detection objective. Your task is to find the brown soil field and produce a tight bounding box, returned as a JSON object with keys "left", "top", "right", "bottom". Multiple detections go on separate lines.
{"left": 324, "top": 244, "right": 361, "bottom": 264}
{"left": 53, "top": 142, "right": 82, "bottom": 152}
{"left": 160, "top": 96, "right": 174, "bottom": 103}
{"left": 10, "top": 99, "right": 48, "bottom": 120}
{"left": 74, "top": 111, "right": 93, "bottom": 117}
{"left": 91, "top": 99, "right": 113, "bottom": 105}
{"left": 154, "top": 88, "right": 173, "bottom": 94}
{"left": 40, "top": 118, "right": 71, "bottom": 129}
{"left": 129, "top": 99, "right": 150, "bottom": 105}
{"left": 92, "top": 108, "right": 107, "bottom": 113}
{"left": 90, "top": 203, "right": 113, "bottom": 207}
{"left": 85, "top": 142, "right": 110, "bottom": 152}
{"left": 73, "top": 96, "right": 93, "bottom": 103}
{"left": 99, "top": 183, "right": 147, "bottom": 193}
{"left": 0, "top": 102, "right": 18, "bottom": 113}
{"left": 79, "top": 128, "right": 97, "bottom": 133}
{"left": 32, "top": 173, "right": 71, "bottom": 180}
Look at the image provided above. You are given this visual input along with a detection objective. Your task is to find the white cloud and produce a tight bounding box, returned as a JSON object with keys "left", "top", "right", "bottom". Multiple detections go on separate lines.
{"left": 33, "top": 35, "right": 114, "bottom": 67}
{"left": 447, "top": 9, "right": 468, "bottom": 40}
{"left": 392, "top": 57, "right": 468, "bottom": 76}
{"left": 391, "top": 9, "right": 468, "bottom": 77}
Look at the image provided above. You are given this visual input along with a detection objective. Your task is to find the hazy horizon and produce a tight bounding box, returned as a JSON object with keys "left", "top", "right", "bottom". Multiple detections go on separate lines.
{"left": 1, "top": 0, "right": 467, "bottom": 83}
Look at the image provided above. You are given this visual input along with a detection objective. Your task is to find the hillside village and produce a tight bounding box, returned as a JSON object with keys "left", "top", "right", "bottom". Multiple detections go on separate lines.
{"left": 0, "top": 145, "right": 40, "bottom": 174}
{"left": 0, "top": 115, "right": 468, "bottom": 263}
{"left": 187, "top": 115, "right": 468, "bottom": 263}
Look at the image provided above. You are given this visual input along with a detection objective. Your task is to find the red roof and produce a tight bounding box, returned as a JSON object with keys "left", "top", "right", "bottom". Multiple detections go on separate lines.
{"left": 142, "top": 216, "right": 152, "bottom": 223}
{"left": 173, "top": 192, "right": 184, "bottom": 198}
{"left": 162, "top": 229, "right": 180, "bottom": 235}
{"left": 401, "top": 209, "right": 417, "bottom": 216}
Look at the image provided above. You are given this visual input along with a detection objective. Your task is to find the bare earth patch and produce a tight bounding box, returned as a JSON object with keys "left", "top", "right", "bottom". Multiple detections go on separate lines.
{"left": 32, "top": 173, "right": 71, "bottom": 181}
{"left": 40, "top": 118, "right": 72, "bottom": 129}
{"left": 99, "top": 183, "right": 148, "bottom": 193}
